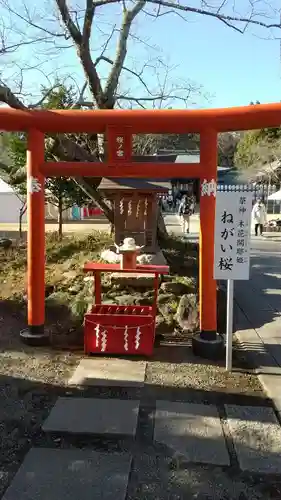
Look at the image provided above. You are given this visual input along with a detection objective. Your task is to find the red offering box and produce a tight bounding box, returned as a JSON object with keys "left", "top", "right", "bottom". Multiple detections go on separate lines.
{"left": 84, "top": 304, "right": 155, "bottom": 356}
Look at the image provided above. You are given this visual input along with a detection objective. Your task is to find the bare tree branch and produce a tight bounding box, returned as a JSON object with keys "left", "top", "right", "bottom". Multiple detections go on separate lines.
{"left": 0, "top": 0, "right": 67, "bottom": 41}
{"left": 73, "top": 81, "right": 89, "bottom": 107}
{"left": 55, "top": 0, "right": 104, "bottom": 107}
{"left": 82, "top": 0, "right": 95, "bottom": 41}
{"left": 0, "top": 36, "right": 59, "bottom": 55}
{"left": 55, "top": 0, "right": 82, "bottom": 44}
{"left": 29, "top": 84, "right": 65, "bottom": 108}
{"left": 0, "top": 83, "right": 26, "bottom": 109}
{"left": 91, "top": 0, "right": 281, "bottom": 33}
{"left": 95, "top": 55, "right": 153, "bottom": 96}
{"left": 103, "top": 1, "right": 146, "bottom": 107}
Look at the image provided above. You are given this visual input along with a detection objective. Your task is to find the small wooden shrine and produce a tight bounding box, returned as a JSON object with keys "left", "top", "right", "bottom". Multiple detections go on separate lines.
{"left": 98, "top": 178, "right": 171, "bottom": 253}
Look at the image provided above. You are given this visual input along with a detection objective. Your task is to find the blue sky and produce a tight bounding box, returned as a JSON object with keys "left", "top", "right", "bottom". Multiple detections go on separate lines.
{"left": 154, "top": 14, "right": 281, "bottom": 108}
{"left": 2, "top": 0, "right": 281, "bottom": 110}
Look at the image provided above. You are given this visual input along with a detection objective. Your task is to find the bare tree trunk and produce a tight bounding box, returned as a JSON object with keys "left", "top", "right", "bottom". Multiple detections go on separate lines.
{"left": 19, "top": 202, "right": 27, "bottom": 239}
{"left": 58, "top": 196, "right": 63, "bottom": 240}
{"left": 74, "top": 177, "right": 114, "bottom": 224}
{"left": 157, "top": 206, "right": 168, "bottom": 241}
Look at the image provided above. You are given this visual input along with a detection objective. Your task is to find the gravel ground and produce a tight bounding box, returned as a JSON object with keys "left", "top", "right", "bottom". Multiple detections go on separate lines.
{"left": 0, "top": 308, "right": 281, "bottom": 499}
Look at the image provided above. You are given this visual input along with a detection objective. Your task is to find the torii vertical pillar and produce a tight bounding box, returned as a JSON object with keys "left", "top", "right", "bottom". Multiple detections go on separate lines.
{"left": 20, "top": 129, "right": 48, "bottom": 345}
{"left": 192, "top": 128, "right": 224, "bottom": 359}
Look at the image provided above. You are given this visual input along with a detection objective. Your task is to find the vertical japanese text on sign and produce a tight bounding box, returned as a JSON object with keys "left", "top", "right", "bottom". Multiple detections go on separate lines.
{"left": 116, "top": 136, "right": 124, "bottom": 157}
{"left": 214, "top": 192, "right": 252, "bottom": 280}
{"left": 107, "top": 127, "right": 132, "bottom": 163}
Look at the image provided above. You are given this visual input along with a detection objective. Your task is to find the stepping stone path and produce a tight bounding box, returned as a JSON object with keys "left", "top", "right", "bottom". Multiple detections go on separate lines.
{"left": 225, "top": 404, "right": 281, "bottom": 474}
{"left": 42, "top": 397, "right": 140, "bottom": 436}
{"left": 2, "top": 448, "right": 132, "bottom": 500}
{"left": 154, "top": 401, "right": 230, "bottom": 465}
{"left": 4, "top": 357, "right": 281, "bottom": 499}
{"left": 68, "top": 358, "right": 147, "bottom": 387}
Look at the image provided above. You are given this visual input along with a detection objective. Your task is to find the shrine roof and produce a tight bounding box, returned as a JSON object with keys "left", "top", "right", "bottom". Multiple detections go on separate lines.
{"left": 98, "top": 178, "right": 171, "bottom": 191}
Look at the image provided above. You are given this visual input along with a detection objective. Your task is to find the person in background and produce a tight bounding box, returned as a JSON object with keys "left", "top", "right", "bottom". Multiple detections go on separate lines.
{"left": 252, "top": 198, "right": 267, "bottom": 236}
{"left": 158, "top": 195, "right": 164, "bottom": 211}
{"left": 167, "top": 191, "right": 174, "bottom": 212}
{"left": 178, "top": 193, "right": 195, "bottom": 233}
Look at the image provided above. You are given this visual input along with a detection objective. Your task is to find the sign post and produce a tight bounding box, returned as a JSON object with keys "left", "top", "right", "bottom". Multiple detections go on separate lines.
{"left": 214, "top": 191, "right": 252, "bottom": 371}
{"left": 226, "top": 279, "right": 234, "bottom": 371}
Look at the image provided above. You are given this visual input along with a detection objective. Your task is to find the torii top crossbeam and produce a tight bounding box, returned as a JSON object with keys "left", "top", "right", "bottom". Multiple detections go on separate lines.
{"left": 1, "top": 102, "right": 281, "bottom": 133}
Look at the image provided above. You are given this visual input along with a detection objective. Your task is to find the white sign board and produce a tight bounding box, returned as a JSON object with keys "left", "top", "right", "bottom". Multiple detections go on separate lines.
{"left": 214, "top": 192, "right": 252, "bottom": 280}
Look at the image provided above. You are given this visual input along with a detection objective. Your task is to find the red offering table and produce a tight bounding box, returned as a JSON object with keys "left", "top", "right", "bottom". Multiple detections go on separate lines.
{"left": 83, "top": 263, "right": 169, "bottom": 356}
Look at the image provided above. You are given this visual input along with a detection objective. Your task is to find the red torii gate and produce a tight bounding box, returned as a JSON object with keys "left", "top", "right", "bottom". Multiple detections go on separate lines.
{"left": 1, "top": 103, "right": 280, "bottom": 348}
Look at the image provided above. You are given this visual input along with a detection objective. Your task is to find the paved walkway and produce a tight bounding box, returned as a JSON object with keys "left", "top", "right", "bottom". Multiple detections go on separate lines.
{"left": 234, "top": 240, "right": 281, "bottom": 416}
{"left": 3, "top": 358, "right": 281, "bottom": 499}
{"left": 164, "top": 212, "right": 200, "bottom": 238}
{"left": 0, "top": 213, "right": 198, "bottom": 240}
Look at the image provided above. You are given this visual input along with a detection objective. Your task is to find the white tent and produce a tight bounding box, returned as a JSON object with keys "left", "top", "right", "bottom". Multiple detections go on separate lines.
{"left": 268, "top": 190, "right": 281, "bottom": 201}
{"left": 0, "top": 179, "right": 27, "bottom": 223}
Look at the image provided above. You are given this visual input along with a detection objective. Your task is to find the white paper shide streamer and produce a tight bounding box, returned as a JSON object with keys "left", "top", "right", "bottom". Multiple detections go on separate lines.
{"left": 128, "top": 199, "right": 133, "bottom": 216}
{"left": 119, "top": 198, "right": 124, "bottom": 215}
{"left": 135, "top": 326, "right": 142, "bottom": 350}
{"left": 124, "top": 325, "right": 129, "bottom": 351}
{"left": 100, "top": 329, "right": 107, "bottom": 352}
{"left": 136, "top": 199, "right": 141, "bottom": 218}
{"left": 95, "top": 323, "right": 100, "bottom": 348}
{"left": 144, "top": 198, "right": 148, "bottom": 216}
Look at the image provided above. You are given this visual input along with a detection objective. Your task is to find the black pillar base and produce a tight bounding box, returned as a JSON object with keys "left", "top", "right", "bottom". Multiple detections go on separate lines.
{"left": 20, "top": 325, "right": 50, "bottom": 347}
{"left": 192, "top": 331, "right": 224, "bottom": 360}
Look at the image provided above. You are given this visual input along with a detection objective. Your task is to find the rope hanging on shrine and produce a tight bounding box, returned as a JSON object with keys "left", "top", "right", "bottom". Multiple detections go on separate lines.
{"left": 87, "top": 319, "right": 154, "bottom": 352}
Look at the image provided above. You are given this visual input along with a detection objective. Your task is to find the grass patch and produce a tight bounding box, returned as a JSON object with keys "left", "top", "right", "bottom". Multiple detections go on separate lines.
{"left": 0, "top": 231, "right": 113, "bottom": 300}
{"left": 0, "top": 231, "right": 202, "bottom": 346}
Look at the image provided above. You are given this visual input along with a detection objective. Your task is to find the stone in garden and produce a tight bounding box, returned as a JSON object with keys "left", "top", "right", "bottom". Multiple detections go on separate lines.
{"left": 157, "top": 293, "right": 176, "bottom": 304}
{"left": 0, "top": 238, "right": 12, "bottom": 249}
{"left": 110, "top": 273, "right": 154, "bottom": 288}
{"left": 137, "top": 250, "right": 167, "bottom": 266}
{"left": 63, "top": 270, "right": 79, "bottom": 282}
{"left": 175, "top": 294, "right": 199, "bottom": 332}
{"left": 102, "top": 298, "right": 117, "bottom": 305}
{"left": 101, "top": 248, "right": 167, "bottom": 266}
{"left": 101, "top": 249, "right": 120, "bottom": 263}
{"left": 155, "top": 310, "right": 175, "bottom": 333}
{"left": 158, "top": 300, "right": 178, "bottom": 319}
{"left": 46, "top": 291, "right": 70, "bottom": 306}
{"left": 160, "top": 281, "right": 194, "bottom": 295}
{"left": 136, "top": 295, "right": 153, "bottom": 305}
{"left": 161, "top": 275, "right": 174, "bottom": 283}
{"left": 115, "top": 294, "right": 136, "bottom": 306}
{"left": 68, "top": 284, "right": 82, "bottom": 295}
{"left": 155, "top": 314, "right": 166, "bottom": 333}
{"left": 45, "top": 284, "right": 55, "bottom": 297}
